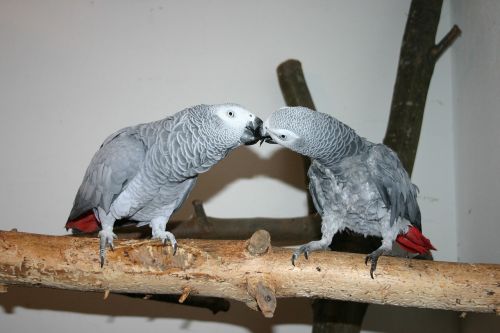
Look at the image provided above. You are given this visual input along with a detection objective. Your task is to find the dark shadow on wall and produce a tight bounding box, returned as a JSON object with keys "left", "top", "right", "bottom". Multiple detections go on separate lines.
{"left": 173, "top": 146, "right": 308, "bottom": 219}
{"left": 0, "top": 286, "right": 312, "bottom": 333}
{"left": 0, "top": 285, "right": 482, "bottom": 333}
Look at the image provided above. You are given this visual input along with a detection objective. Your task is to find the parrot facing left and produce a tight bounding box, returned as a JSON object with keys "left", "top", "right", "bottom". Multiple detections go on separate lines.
{"left": 66, "top": 103, "right": 263, "bottom": 266}
{"left": 261, "top": 106, "right": 436, "bottom": 278}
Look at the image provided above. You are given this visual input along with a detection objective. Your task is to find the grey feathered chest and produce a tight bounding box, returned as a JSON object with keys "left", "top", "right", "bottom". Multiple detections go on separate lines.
{"left": 118, "top": 117, "right": 230, "bottom": 222}
{"left": 309, "top": 151, "right": 393, "bottom": 238}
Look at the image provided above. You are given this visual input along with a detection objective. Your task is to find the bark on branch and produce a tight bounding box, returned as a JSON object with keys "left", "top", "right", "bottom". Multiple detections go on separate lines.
{"left": 1, "top": 230, "right": 498, "bottom": 317}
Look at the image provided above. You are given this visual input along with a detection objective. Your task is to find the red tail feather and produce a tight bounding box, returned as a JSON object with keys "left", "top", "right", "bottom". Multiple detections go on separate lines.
{"left": 396, "top": 225, "right": 436, "bottom": 254}
{"left": 65, "top": 211, "right": 101, "bottom": 233}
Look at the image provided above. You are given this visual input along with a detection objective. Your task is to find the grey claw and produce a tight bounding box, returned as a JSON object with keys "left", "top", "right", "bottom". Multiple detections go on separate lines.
{"left": 99, "top": 243, "right": 106, "bottom": 267}
{"left": 365, "top": 254, "right": 378, "bottom": 279}
{"left": 291, "top": 246, "right": 310, "bottom": 266}
{"left": 98, "top": 230, "right": 116, "bottom": 267}
{"left": 158, "top": 235, "right": 177, "bottom": 255}
{"left": 99, "top": 242, "right": 106, "bottom": 268}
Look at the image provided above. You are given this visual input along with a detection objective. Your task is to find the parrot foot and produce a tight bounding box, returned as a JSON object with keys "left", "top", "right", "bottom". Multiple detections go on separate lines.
{"left": 291, "top": 245, "right": 310, "bottom": 266}
{"left": 152, "top": 230, "right": 178, "bottom": 255}
{"left": 291, "top": 239, "right": 331, "bottom": 266}
{"left": 365, "top": 248, "right": 387, "bottom": 279}
{"left": 98, "top": 229, "right": 117, "bottom": 268}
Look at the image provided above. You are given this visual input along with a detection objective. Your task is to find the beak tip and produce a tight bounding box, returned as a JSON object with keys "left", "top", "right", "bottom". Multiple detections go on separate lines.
{"left": 242, "top": 116, "right": 276, "bottom": 146}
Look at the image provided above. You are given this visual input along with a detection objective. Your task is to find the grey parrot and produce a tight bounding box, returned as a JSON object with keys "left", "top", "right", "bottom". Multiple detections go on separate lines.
{"left": 261, "top": 106, "right": 435, "bottom": 278}
{"left": 66, "top": 103, "right": 263, "bottom": 266}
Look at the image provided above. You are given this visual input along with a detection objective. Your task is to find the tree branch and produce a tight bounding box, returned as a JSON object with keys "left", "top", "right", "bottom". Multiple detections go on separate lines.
{"left": 277, "top": 59, "right": 317, "bottom": 214}
{"left": 1, "top": 230, "right": 498, "bottom": 317}
{"left": 383, "top": 0, "right": 461, "bottom": 175}
{"left": 431, "top": 25, "right": 462, "bottom": 61}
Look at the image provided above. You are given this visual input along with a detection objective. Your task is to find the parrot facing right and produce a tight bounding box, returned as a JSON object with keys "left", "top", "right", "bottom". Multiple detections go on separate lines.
{"left": 66, "top": 103, "right": 263, "bottom": 266}
{"left": 261, "top": 106, "right": 435, "bottom": 278}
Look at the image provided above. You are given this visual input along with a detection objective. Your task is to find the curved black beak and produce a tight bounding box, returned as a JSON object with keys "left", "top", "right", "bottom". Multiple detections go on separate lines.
{"left": 259, "top": 135, "right": 276, "bottom": 145}
{"left": 258, "top": 123, "right": 276, "bottom": 145}
{"left": 241, "top": 117, "right": 265, "bottom": 145}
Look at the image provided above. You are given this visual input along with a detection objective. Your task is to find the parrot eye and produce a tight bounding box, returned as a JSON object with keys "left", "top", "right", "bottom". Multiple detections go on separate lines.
{"left": 280, "top": 134, "right": 287, "bottom": 140}
{"left": 227, "top": 111, "right": 235, "bottom": 118}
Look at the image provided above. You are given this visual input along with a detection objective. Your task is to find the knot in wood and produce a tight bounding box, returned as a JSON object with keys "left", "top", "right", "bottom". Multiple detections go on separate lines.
{"left": 255, "top": 281, "right": 276, "bottom": 318}
{"left": 247, "top": 230, "right": 271, "bottom": 256}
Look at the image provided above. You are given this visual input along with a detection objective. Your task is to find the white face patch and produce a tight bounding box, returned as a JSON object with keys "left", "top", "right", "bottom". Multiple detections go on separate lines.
{"left": 267, "top": 128, "right": 300, "bottom": 149}
{"left": 214, "top": 104, "right": 255, "bottom": 131}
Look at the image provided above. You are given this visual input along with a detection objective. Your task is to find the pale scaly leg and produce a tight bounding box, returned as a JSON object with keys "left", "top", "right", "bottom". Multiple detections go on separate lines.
{"left": 292, "top": 166, "right": 340, "bottom": 265}
{"left": 292, "top": 215, "right": 339, "bottom": 265}
{"left": 95, "top": 207, "right": 117, "bottom": 267}
{"left": 365, "top": 239, "right": 392, "bottom": 279}
{"left": 365, "top": 216, "right": 402, "bottom": 278}
{"left": 150, "top": 216, "right": 177, "bottom": 255}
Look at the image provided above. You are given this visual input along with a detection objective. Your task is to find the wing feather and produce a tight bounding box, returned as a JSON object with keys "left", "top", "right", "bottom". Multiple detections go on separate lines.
{"left": 307, "top": 162, "right": 329, "bottom": 216}
{"left": 367, "top": 144, "right": 421, "bottom": 229}
{"left": 68, "top": 128, "right": 146, "bottom": 221}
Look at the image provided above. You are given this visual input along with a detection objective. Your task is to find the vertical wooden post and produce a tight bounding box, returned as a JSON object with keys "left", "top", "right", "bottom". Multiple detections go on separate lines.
{"left": 384, "top": 0, "right": 461, "bottom": 175}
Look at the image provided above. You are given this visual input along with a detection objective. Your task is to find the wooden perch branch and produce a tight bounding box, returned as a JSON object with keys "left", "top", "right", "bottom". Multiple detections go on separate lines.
{"left": 1, "top": 230, "right": 498, "bottom": 316}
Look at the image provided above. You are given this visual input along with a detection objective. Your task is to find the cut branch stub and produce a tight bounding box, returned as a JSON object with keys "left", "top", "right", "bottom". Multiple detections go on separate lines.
{"left": 247, "top": 229, "right": 272, "bottom": 256}
{"left": 277, "top": 59, "right": 316, "bottom": 110}
{"left": 431, "top": 24, "right": 462, "bottom": 61}
{"left": 255, "top": 281, "right": 277, "bottom": 318}
{"left": 178, "top": 286, "right": 192, "bottom": 303}
{"left": 247, "top": 277, "right": 277, "bottom": 318}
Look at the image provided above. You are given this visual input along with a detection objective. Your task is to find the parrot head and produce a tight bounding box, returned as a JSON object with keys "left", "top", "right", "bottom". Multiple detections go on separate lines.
{"left": 214, "top": 103, "right": 264, "bottom": 146}
{"left": 260, "top": 106, "right": 334, "bottom": 158}
{"left": 191, "top": 103, "right": 264, "bottom": 148}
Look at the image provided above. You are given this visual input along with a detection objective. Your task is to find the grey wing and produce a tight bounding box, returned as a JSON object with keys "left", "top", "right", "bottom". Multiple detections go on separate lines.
{"left": 307, "top": 162, "right": 329, "bottom": 216}
{"left": 367, "top": 144, "right": 421, "bottom": 229}
{"left": 68, "top": 129, "right": 146, "bottom": 221}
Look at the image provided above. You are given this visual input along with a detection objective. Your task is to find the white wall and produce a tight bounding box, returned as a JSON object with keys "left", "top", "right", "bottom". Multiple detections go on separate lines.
{"left": 0, "top": 0, "right": 491, "bottom": 332}
{"left": 451, "top": 0, "right": 500, "bottom": 331}
{"left": 452, "top": 0, "right": 500, "bottom": 264}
